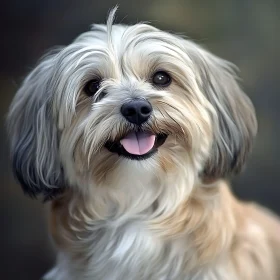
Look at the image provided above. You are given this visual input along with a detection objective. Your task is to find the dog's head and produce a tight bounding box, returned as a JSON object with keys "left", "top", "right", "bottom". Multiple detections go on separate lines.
{"left": 7, "top": 9, "right": 257, "bottom": 200}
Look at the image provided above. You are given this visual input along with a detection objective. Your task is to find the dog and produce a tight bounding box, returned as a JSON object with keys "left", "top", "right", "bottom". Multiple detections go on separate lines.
{"left": 7, "top": 7, "right": 280, "bottom": 280}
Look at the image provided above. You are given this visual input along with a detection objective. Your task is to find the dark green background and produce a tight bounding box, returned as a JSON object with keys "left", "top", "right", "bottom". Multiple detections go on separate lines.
{"left": 0, "top": 0, "right": 279, "bottom": 279}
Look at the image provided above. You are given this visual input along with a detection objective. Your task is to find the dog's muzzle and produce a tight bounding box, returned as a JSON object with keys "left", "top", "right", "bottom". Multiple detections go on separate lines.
{"left": 105, "top": 98, "right": 167, "bottom": 160}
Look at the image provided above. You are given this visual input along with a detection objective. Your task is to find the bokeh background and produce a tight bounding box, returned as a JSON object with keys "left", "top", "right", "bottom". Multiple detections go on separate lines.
{"left": 0, "top": 0, "right": 279, "bottom": 279}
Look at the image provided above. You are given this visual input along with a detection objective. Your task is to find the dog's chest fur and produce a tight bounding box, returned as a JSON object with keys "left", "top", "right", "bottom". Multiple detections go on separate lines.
{"left": 47, "top": 208, "right": 234, "bottom": 280}
{"left": 47, "top": 170, "right": 235, "bottom": 280}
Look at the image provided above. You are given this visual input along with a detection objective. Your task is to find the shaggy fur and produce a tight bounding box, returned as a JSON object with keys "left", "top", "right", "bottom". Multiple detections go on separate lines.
{"left": 7, "top": 8, "right": 280, "bottom": 280}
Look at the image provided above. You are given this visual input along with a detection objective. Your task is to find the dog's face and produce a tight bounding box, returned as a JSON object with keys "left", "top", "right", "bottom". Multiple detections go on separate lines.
{"left": 7, "top": 12, "right": 257, "bottom": 200}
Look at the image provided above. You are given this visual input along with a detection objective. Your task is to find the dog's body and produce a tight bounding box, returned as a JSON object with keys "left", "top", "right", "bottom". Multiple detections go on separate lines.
{"left": 44, "top": 181, "right": 280, "bottom": 280}
{"left": 7, "top": 9, "right": 280, "bottom": 280}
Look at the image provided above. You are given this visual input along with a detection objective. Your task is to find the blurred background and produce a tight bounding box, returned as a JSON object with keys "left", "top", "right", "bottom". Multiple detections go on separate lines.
{"left": 0, "top": 0, "right": 279, "bottom": 279}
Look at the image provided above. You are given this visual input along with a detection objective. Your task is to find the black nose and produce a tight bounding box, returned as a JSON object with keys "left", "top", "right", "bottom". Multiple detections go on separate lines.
{"left": 121, "top": 99, "right": 152, "bottom": 125}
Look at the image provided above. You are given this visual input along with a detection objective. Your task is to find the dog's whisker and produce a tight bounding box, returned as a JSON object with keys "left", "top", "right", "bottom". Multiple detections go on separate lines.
{"left": 157, "top": 100, "right": 184, "bottom": 115}
{"left": 159, "top": 107, "right": 186, "bottom": 136}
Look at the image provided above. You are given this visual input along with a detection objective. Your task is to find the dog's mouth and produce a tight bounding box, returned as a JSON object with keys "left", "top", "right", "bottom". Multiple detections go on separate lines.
{"left": 105, "top": 131, "right": 168, "bottom": 160}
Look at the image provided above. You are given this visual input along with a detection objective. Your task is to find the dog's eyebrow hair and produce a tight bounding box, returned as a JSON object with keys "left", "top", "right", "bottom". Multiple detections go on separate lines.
{"left": 125, "top": 33, "right": 183, "bottom": 51}
{"left": 119, "top": 55, "right": 126, "bottom": 78}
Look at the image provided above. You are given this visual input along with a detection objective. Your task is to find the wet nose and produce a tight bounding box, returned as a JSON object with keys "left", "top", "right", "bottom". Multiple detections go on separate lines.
{"left": 121, "top": 99, "right": 152, "bottom": 125}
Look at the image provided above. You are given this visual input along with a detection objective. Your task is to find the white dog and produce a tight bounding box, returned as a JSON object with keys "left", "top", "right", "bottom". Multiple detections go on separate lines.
{"left": 7, "top": 7, "right": 280, "bottom": 280}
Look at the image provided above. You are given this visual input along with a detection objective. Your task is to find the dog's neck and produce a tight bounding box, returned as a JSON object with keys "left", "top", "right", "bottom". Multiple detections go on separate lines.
{"left": 50, "top": 179, "right": 237, "bottom": 276}
{"left": 84, "top": 157, "right": 200, "bottom": 219}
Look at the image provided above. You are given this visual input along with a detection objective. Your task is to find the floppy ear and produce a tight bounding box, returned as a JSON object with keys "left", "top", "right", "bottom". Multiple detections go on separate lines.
{"left": 190, "top": 47, "right": 257, "bottom": 179}
{"left": 7, "top": 53, "right": 64, "bottom": 200}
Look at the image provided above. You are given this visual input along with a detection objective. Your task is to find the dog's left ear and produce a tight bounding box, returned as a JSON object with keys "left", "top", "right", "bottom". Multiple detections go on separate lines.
{"left": 7, "top": 53, "right": 64, "bottom": 200}
{"left": 188, "top": 45, "right": 257, "bottom": 180}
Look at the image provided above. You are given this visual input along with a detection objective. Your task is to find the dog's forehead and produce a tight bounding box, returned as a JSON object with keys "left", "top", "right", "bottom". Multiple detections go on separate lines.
{"left": 70, "top": 23, "right": 189, "bottom": 79}
{"left": 75, "top": 23, "right": 183, "bottom": 58}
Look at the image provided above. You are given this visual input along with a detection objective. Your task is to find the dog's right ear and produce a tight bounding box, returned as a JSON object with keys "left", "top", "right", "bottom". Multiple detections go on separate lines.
{"left": 186, "top": 44, "right": 257, "bottom": 180}
{"left": 7, "top": 52, "right": 64, "bottom": 200}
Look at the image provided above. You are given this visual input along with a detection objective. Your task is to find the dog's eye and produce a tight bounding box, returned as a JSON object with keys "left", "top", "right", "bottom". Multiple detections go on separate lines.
{"left": 152, "top": 71, "right": 171, "bottom": 87}
{"left": 84, "top": 79, "right": 101, "bottom": 96}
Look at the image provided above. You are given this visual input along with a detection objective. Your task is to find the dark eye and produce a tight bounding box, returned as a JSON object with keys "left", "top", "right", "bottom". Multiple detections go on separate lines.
{"left": 84, "top": 79, "right": 101, "bottom": 96}
{"left": 152, "top": 71, "right": 171, "bottom": 87}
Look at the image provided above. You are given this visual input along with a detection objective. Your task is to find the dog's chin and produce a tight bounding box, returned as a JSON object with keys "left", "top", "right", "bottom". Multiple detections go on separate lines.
{"left": 105, "top": 132, "right": 168, "bottom": 160}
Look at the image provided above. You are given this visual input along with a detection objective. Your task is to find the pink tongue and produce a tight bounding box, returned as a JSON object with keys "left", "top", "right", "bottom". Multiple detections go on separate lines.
{"left": 120, "top": 132, "right": 156, "bottom": 155}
